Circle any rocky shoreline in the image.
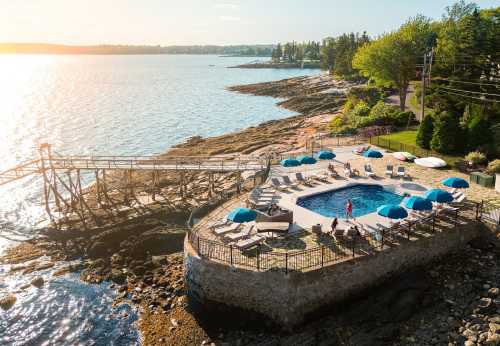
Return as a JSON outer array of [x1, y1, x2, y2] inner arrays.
[[1, 74, 499, 345]]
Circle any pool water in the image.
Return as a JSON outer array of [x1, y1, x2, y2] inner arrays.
[[296, 184, 405, 218]]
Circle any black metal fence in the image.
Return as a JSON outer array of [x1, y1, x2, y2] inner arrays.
[[188, 204, 476, 273], [477, 200, 500, 228], [368, 136, 461, 167]]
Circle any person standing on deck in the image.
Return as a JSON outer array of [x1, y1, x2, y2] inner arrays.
[[345, 199, 353, 219]]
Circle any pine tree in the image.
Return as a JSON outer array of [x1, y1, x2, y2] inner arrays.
[[416, 113, 434, 149]]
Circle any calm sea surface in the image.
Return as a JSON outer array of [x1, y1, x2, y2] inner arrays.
[[0, 54, 317, 344]]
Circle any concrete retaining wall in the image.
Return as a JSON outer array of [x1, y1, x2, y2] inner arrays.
[[184, 224, 482, 328]]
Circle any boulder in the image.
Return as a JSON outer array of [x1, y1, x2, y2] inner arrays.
[[0, 295, 16, 310], [88, 241, 109, 257], [110, 269, 126, 284], [31, 276, 45, 288], [151, 255, 168, 267], [476, 298, 496, 315]]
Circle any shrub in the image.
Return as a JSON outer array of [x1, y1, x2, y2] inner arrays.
[[430, 111, 463, 154], [347, 86, 382, 107], [416, 113, 434, 149], [369, 101, 397, 118], [351, 101, 371, 117], [343, 100, 355, 112], [390, 111, 414, 127], [487, 159, 500, 174], [328, 115, 345, 130], [464, 151, 487, 166]]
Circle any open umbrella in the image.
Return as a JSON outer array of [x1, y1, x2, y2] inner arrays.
[[404, 196, 433, 211], [423, 189, 453, 203], [227, 207, 257, 223], [316, 150, 336, 160], [280, 158, 301, 167], [442, 177, 469, 189], [297, 155, 317, 165], [363, 149, 383, 158], [377, 204, 408, 219]]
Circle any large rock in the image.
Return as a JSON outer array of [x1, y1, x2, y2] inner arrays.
[[0, 295, 16, 310], [31, 276, 45, 288], [475, 298, 496, 315], [88, 241, 109, 257], [110, 269, 126, 284]]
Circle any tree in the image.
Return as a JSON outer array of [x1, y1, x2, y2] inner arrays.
[[466, 115, 492, 152], [416, 113, 434, 149], [321, 38, 336, 74], [275, 43, 282, 62], [430, 111, 462, 153], [353, 16, 434, 112]]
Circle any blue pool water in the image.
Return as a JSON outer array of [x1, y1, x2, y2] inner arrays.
[[296, 184, 405, 218]]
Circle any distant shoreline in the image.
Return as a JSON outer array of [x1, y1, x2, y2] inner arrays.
[[229, 61, 322, 69], [0, 43, 275, 56]]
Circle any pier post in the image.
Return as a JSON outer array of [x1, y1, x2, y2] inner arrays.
[[95, 170, 101, 206]]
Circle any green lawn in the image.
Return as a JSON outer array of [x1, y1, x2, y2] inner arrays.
[[373, 130, 463, 168], [378, 130, 418, 146]]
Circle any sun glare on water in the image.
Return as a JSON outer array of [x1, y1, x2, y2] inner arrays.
[[0, 55, 57, 168]]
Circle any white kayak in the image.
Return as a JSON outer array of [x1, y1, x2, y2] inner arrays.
[[414, 157, 447, 168]]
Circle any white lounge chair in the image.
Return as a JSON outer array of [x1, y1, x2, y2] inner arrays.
[[452, 193, 466, 203], [397, 166, 407, 178], [214, 222, 240, 236], [311, 172, 330, 183], [282, 175, 299, 188], [295, 172, 314, 186], [225, 224, 254, 242], [271, 178, 289, 191], [207, 219, 228, 229], [234, 234, 264, 250], [364, 164, 375, 177], [385, 165, 394, 177]]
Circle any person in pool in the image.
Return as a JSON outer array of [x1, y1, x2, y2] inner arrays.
[[345, 199, 353, 219]]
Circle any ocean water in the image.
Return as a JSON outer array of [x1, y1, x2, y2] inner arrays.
[[0, 54, 317, 240], [0, 54, 317, 344]]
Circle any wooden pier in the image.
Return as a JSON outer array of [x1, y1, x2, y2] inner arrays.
[[0, 144, 268, 229]]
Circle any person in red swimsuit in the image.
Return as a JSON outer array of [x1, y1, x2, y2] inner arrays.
[[345, 199, 353, 219]]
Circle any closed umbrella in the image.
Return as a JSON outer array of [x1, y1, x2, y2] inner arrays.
[[316, 150, 336, 160], [227, 208, 257, 223], [404, 196, 433, 211], [423, 189, 453, 203], [377, 204, 408, 219], [363, 149, 383, 158], [442, 177, 469, 189], [280, 158, 301, 167], [297, 155, 317, 165]]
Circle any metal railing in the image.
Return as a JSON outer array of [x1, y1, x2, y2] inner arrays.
[[368, 136, 460, 166], [188, 203, 478, 273], [477, 200, 500, 228]]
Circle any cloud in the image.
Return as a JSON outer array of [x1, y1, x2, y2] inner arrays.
[[219, 15, 241, 22], [214, 3, 240, 11]]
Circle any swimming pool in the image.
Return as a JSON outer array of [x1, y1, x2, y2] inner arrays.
[[296, 184, 405, 218]]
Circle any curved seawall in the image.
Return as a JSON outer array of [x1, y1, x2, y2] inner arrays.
[[184, 222, 482, 328]]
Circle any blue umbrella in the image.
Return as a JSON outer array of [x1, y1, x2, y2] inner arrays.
[[423, 189, 453, 203], [227, 208, 257, 223], [377, 204, 408, 219], [442, 177, 469, 189], [316, 150, 336, 160], [404, 196, 433, 211], [363, 149, 383, 158], [280, 158, 301, 167], [297, 155, 317, 165]]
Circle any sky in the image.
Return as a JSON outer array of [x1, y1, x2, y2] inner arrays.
[[0, 0, 498, 46]]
